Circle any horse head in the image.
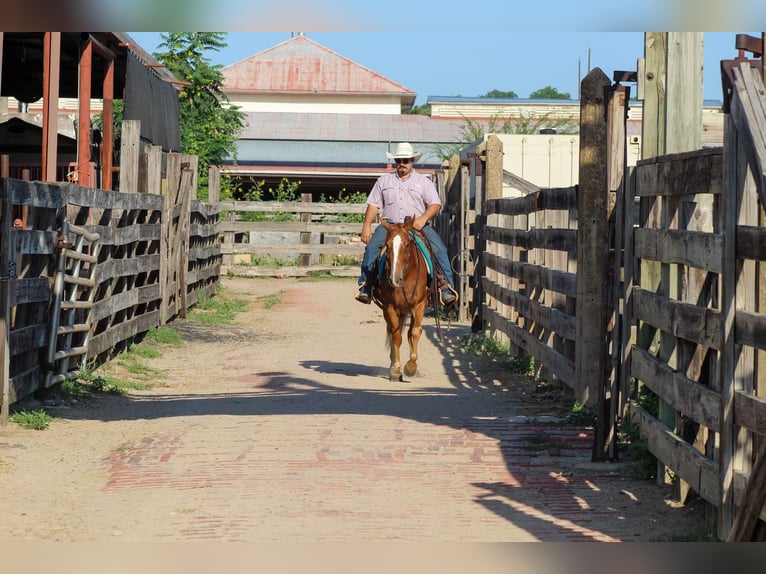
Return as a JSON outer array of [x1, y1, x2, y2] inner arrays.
[[381, 218, 417, 288]]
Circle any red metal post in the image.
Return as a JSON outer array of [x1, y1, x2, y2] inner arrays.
[[42, 32, 61, 182], [77, 39, 93, 188]]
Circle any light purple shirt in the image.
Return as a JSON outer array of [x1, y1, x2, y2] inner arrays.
[[366, 170, 441, 224]]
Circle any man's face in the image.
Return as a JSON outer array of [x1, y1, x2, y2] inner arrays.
[[394, 157, 414, 177]]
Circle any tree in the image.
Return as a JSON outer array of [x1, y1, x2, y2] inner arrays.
[[529, 86, 571, 100], [480, 89, 518, 99], [402, 103, 431, 115], [153, 33, 246, 198]]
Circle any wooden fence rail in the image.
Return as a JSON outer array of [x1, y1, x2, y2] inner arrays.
[[0, 137, 221, 420], [442, 59, 766, 541], [218, 196, 367, 277]]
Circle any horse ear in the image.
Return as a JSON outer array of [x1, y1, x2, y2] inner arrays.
[[381, 220, 391, 231], [404, 217, 416, 231]]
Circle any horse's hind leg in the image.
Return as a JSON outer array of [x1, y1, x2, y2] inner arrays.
[[403, 312, 423, 378]]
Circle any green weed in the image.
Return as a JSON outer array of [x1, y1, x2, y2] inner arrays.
[[10, 409, 53, 430]]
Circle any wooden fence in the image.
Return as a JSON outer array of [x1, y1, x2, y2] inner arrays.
[[448, 60, 766, 540], [209, 188, 368, 277], [0, 121, 221, 422]]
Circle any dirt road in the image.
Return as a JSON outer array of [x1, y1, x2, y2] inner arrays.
[[0, 276, 710, 542]]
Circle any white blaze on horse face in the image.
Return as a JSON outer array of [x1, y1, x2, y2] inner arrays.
[[391, 233, 404, 286]]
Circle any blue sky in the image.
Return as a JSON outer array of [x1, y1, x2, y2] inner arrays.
[[128, 31, 754, 105]]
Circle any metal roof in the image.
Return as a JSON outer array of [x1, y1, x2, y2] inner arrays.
[[222, 34, 416, 105], [238, 112, 465, 143]]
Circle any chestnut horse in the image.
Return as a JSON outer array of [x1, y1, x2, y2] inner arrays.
[[370, 219, 431, 381]]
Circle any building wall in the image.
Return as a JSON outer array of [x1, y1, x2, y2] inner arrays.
[[229, 93, 403, 115], [493, 133, 642, 196]]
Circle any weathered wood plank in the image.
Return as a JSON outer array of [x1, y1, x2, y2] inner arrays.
[[482, 276, 576, 341], [87, 223, 161, 246], [91, 284, 161, 323], [484, 252, 576, 297], [219, 243, 364, 256], [634, 147, 723, 197], [734, 309, 766, 351], [219, 221, 366, 234], [484, 226, 576, 253], [87, 310, 160, 359], [632, 287, 722, 349], [631, 346, 721, 430], [96, 254, 160, 281], [9, 324, 47, 356], [736, 225, 766, 261], [733, 389, 766, 436], [14, 229, 58, 256], [485, 187, 576, 217], [629, 401, 720, 505], [216, 201, 366, 214], [634, 227, 723, 272], [66, 185, 164, 211], [5, 178, 68, 208], [11, 277, 50, 306]]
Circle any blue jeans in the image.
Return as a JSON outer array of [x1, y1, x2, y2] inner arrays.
[[359, 224, 455, 289]]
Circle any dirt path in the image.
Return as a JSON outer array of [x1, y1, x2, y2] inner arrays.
[[0, 276, 710, 542]]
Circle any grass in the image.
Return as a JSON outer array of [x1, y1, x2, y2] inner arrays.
[[189, 290, 250, 324], [257, 292, 283, 309], [10, 409, 54, 430], [461, 334, 535, 375]]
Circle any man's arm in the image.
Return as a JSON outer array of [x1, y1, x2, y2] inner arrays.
[[360, 204, 379, 244], [413, 203, 441, 232]]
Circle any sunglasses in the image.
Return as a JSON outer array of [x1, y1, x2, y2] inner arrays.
[[394, 158, 413, 164]]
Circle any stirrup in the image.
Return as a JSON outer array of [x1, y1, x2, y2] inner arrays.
[[439, 286, 458, 307]]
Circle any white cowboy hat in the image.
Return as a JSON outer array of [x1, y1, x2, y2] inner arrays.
[[386, 142, 423, 163]]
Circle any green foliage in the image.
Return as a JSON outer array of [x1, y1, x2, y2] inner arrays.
[[619, 420, 658, 480], [480, 89, 518, 99], [10, 409, 53, 430], [248, 255, 299, 267], [529, 86, 572, 99], [257, 292, 284, 309], [462, 334, 510, 358], [153, 33, 246, 198], [318, 188, 367, 223], [566, 402, 598, 426], [189, 290, 249, 324], [402, 103, 431, 115], [433, 111, 579, 161], [143, 326, 183, 346]]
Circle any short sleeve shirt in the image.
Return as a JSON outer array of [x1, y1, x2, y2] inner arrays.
[[366, 171, 442, 224]]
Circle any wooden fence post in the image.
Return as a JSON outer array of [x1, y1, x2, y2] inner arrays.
[[575, 67, 611, 411], [119, 120, 141, 193], [0, 181, 12, 424], [208, 167, 220, 204], [300, 193, 312, 267]]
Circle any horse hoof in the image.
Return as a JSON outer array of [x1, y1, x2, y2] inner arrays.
[[389, 369, 401, 382], [404, 362, 417, 377]]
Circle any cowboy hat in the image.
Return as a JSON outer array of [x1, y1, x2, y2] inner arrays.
[[386, 142, 423, 163]]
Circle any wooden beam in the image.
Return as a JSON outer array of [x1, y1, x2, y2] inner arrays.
[[42, 32, 61, 183]]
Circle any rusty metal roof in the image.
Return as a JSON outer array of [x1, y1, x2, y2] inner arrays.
[[239, 111, 464, 143], [222, 34, 416, 105]]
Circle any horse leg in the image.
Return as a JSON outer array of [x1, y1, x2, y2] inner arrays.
[[385, 309, 403, 381], [403, 308, 424, 377]]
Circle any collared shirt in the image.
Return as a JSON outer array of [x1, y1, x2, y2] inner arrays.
[[366, 170, 441, 224]]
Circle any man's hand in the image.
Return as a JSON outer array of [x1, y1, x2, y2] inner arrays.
[[412, 216, 428, 231], [360, 225, 373, 244]]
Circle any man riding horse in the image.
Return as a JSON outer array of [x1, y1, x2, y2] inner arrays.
[[355, 142, 458, 307]]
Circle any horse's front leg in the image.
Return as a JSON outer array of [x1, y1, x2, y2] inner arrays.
[[403, 305, 425, 378], [384, 309, 403, 381]]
